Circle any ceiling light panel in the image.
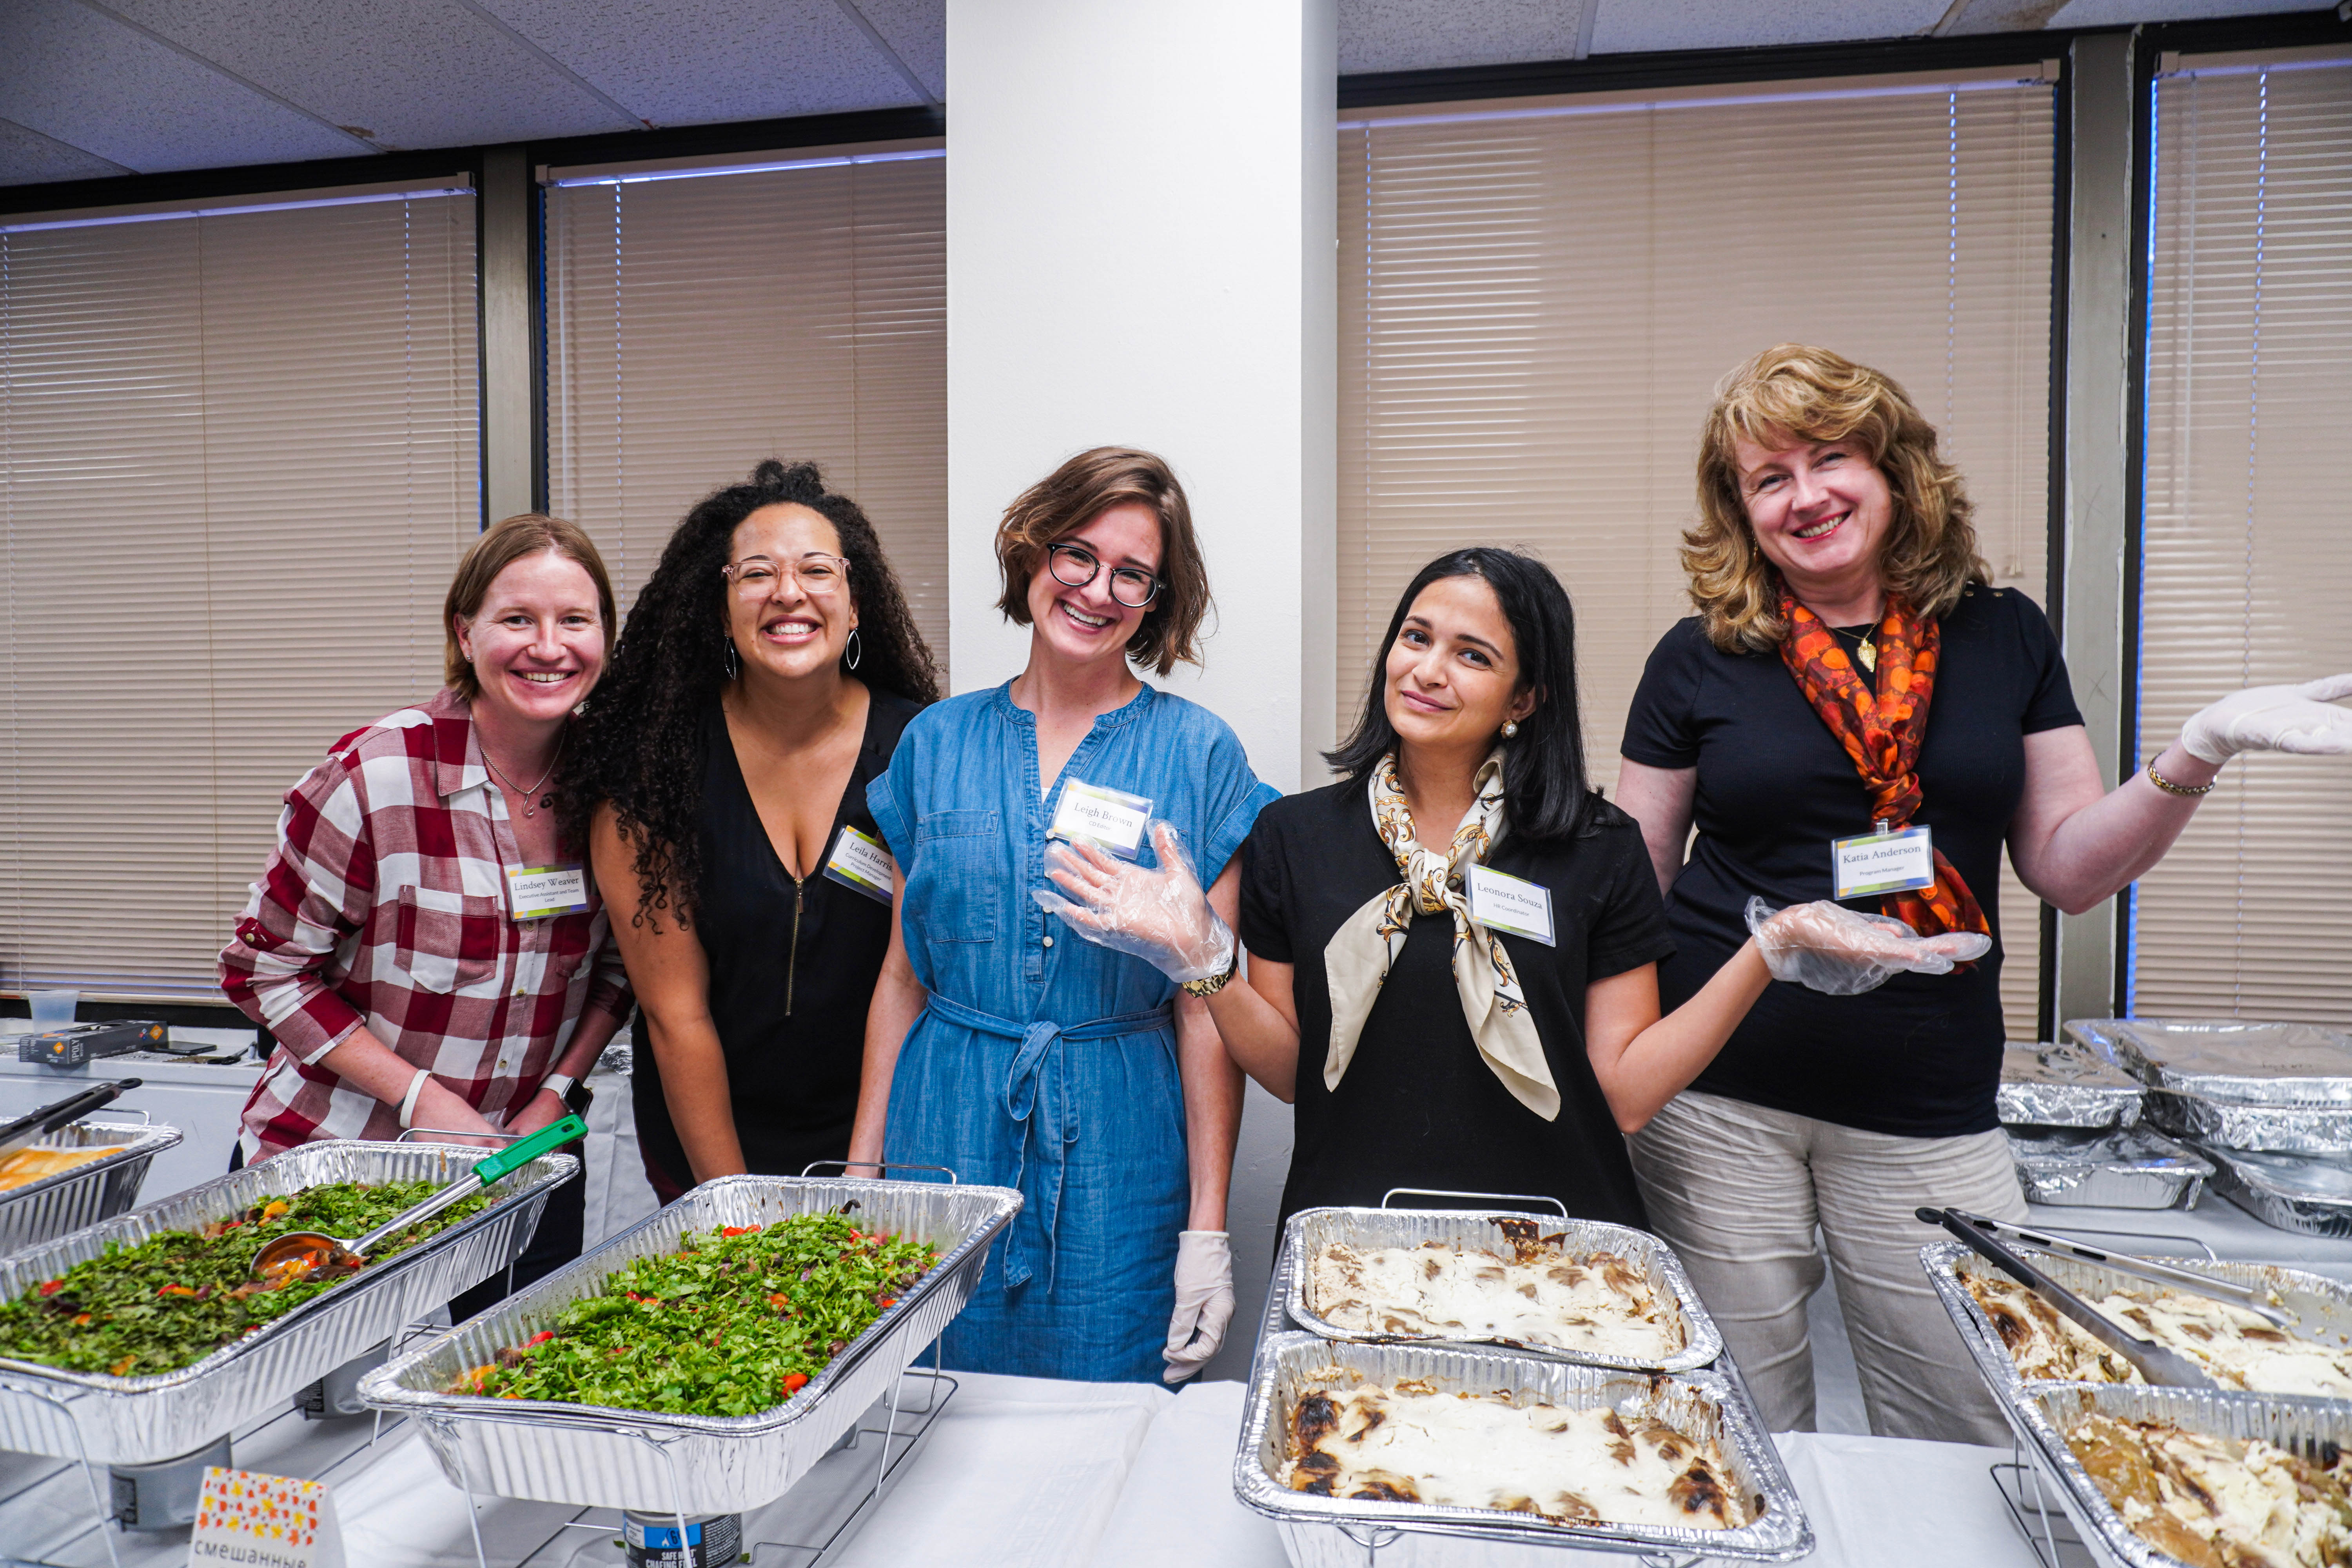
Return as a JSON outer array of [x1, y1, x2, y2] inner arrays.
[[93, 0, 642, 149], [479, 0, 926, 126]]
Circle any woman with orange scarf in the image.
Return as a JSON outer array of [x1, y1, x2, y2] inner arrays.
[[1616, 345, 2352, 1445]]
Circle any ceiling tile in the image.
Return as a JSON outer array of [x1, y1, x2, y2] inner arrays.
[[480, 0, 924, 127], [0, 115, 133, 187], [98, 0, 641, 150], [1340, 0, 1586, 75], [0, 0, 364, 174], [1591, 0, 1950, 55], [849, 0, 945, 101], [2047, 0, 2332, 25]]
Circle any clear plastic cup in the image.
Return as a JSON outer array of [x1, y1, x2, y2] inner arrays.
[[28, 990, 78, 1029]]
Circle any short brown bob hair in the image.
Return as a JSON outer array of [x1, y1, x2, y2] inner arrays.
[[1685, 344, 1990, 653], [993, 447, 1212, 677], [443, 512, 619, 701]]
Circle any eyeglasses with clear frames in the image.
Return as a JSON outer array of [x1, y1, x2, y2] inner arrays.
[[1048, 543, 1161, 609], [721, 554, 850, 597]]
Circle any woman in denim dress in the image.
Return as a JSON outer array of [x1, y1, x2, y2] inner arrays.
[[848, 448, 1277, 1384]]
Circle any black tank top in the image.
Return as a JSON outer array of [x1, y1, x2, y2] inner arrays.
[[632, 687, 922, 1194]]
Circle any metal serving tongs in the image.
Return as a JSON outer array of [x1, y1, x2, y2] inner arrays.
[[248, 1114, 587, 1287], [1921, 1207, 2216, 1389], [1944, 1207, 2294, 1330], [0, 1079, 142, 1163]]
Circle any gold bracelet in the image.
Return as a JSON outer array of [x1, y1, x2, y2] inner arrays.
[[1180, 956, 1239, 997], [2146, 757, 2217, 797]]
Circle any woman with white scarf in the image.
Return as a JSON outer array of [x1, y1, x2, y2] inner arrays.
[[1034, 548, 1976, 1229]]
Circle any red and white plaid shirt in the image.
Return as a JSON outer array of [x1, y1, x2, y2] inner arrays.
[[221, 689, 632, 1160]]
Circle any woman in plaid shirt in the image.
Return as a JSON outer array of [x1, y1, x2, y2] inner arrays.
[[220, 515, 632, 1286]]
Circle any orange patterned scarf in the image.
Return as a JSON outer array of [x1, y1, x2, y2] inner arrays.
[[1777, 590, 1990, 940]]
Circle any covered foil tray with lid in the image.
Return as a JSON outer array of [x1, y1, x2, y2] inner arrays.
[[2068, 1019, 2352, 1155], [2000, 1040, 2145, 1130], [2009, 1381, 2352, 1568], [1235, 1332, 1812, 1566], [0, 1116, 183, 1254], [0, 1138, 574, 1466], [2006, 1125, 2212, 1209], [1281, 1207, 1721, 1374], [2201, 1144, 2352, 1236], [360, 1174, 1021, 1515]]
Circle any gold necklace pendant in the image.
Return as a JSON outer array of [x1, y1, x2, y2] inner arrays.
[[1856, 640, 1877, 674]]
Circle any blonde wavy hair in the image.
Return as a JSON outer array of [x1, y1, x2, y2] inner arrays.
[[1684, 344, 1990, 653]]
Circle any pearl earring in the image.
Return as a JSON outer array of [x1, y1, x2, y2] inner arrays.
[[1501, 720, 1519, 738]]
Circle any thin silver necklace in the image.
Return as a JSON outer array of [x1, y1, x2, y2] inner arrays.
[[482, 730, 563, 818]]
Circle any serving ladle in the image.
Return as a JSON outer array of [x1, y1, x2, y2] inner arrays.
[[249, 1115, 586, 1287]]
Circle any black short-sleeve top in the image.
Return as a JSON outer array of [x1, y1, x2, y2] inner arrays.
[[631, 687, 923, 1192], [1239, 779, 1676, 1235], [1619, 585, 2083, 1139]]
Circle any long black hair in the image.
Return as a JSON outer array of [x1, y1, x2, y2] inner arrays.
[[1325, 547, 1598, 843], [560, 459, 941, 927]]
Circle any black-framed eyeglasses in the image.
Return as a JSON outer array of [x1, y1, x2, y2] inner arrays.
[[1048, 543, 1161, 609]]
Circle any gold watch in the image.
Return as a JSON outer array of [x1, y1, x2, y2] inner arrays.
[[1180, 956, 1239, 998]]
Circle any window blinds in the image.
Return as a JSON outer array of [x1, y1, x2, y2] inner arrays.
[[545, 147, 947, 663], [1339, 73, 2056, 1038], [2133, 52, 2352, 1025], [0, 188, 480, 1000]]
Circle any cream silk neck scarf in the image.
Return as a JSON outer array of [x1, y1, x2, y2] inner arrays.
[[1321, 750, 1559, 1121]]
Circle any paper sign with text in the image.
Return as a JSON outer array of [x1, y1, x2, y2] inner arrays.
[[191, 1467, 344, 1568]]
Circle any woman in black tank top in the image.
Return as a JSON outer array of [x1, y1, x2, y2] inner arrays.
[[564, 461, 940, 1200]]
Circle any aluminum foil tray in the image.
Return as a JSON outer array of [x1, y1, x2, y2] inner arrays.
[[0, 1116, 183, 1255], [1235, 1332, 1812, 1566], [2006, 1125, 2212, 1210], [2000, 1040, 2145, 1130], [1922, 1238, 2352, 1421], [2009, 1381, 2352, 1568], [1281, 1207, 1721, 1374], [2201, 1145, 2352, 1237], [0, 1138, 573, 1466], [2070, 1018, 2352, 1103], [361, 1174, 1022, 1515]]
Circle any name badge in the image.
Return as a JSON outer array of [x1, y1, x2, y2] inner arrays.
[[506, 864, 589, 920], [823, 824, 897, 905], [1048, 778, 1154, 860], [1832, 824, 1936, 900], [1466, 864, 1555, 947]]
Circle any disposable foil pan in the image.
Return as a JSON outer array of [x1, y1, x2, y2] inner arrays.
[[0, 1116, 183, 1254], [360, 1174, 1022, 1515], [2009, 1381, 2352, 1568], [1234, 1332, 1812, 1566], [2000, 1041, 2145, 1130], [2006, 1125, 2212, 1210], [1922, 1238, 2352, 1413], [2070, 1018, 2352, 1103], [1281, 1207, 1721, 1374], [2202, 1145, 2352, 1237], [0, 1138, 574, 1466]]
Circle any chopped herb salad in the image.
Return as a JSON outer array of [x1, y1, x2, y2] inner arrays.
[[455, 1213, 938, 1418], [0, 1181, 493, 1377]]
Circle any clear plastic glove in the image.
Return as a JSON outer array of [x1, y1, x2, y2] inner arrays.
[[2179, 673, 2352, 765], [1033, 821, 1236, 985], [1163, 1229, 1234, 1384], [1746, 896, 1992, 996]]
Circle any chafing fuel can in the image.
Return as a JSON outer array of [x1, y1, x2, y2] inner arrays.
[[621, 1510, 742, 1568]]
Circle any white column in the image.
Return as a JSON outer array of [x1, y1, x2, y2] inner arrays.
[[944, 0, 1338, 792]]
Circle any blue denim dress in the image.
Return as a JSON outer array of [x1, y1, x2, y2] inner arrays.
[[867, 681, 1278, 1382]]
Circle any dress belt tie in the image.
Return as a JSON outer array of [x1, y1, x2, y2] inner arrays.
[[920, 993, 1173, 1296]]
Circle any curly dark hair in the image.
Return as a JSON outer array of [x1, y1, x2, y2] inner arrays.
[[560, 459, 941, 928]]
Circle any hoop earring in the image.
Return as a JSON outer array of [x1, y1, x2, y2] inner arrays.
[[1500, 719, 1519, 739], [845, 627, 863, 671], [722, 637, 740, 681]]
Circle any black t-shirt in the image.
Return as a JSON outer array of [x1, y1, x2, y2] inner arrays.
[[1619, 585, 2083, 1138], [632, 687, 923, 1193], [1239, 780, 1675, 1234]]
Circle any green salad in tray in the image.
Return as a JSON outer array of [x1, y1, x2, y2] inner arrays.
[[453, 1212, 938, 1418], [0, 1181, 492, 1378]]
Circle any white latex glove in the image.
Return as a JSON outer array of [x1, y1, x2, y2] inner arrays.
[[1163, 1229, 1234, 1385], [2179, 673, 2352, 765], [1033, 821, 1236, 985], [1746, 897, 1992, 997]]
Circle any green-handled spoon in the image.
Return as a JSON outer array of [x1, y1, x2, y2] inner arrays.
[[249, 1115, 587, 1288]]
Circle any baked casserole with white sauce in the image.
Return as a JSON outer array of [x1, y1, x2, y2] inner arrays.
[[1966, 1274, 2352, 1396], [2066, 1411, 2352, 1568]]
